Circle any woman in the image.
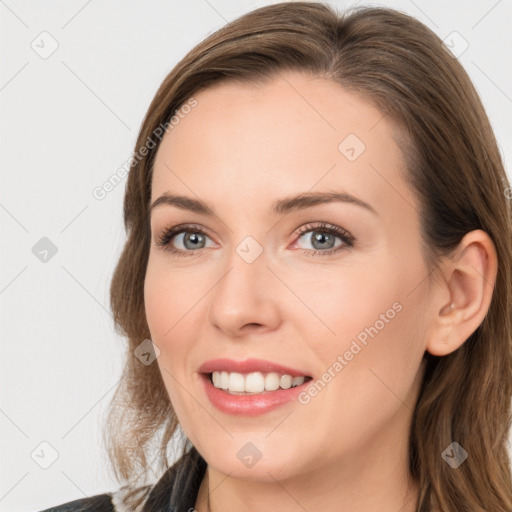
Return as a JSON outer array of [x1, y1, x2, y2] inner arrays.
[[39, 2, 512, 511]]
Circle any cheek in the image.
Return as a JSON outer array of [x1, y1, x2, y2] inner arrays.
[[289, 262, 400, 358], [144, 256, 201, 339], [296, 284, 425, 457], [313, 261, 428, 415], [144, 262, 196, 412], [302, 252, 425, 373], [143, 257, 211, 394], [144, 261, 191, 393], [144, 269, 171, 339]]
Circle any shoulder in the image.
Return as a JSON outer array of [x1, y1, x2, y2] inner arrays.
[[36, 493, 115, 512], [35, 447, 206, 512], [36, 483, 153, 512]]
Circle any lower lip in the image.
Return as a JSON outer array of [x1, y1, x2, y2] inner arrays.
[[199, 373, 311, 416]]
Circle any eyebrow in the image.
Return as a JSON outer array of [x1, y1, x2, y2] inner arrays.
[[150, 191, 378, 217]]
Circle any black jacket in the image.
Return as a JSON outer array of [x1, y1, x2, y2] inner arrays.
[[36, 448, 207, 512]]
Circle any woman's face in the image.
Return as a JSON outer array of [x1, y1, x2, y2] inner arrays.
[[145, 71, 434, 482]]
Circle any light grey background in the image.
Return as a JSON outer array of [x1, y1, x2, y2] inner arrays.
[[1, 1, 511, 510]]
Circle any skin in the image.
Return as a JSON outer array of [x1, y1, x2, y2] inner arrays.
[[144, 70, 497, 512]]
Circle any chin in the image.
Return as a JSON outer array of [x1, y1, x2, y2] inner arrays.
[[207, 447, 303, 482]]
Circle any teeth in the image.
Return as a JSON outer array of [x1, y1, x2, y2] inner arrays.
[[229, 372, 245, 392], [210, 371, 307, 394]]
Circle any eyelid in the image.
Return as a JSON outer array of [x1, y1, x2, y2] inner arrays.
[[294, 221, 355, 243]]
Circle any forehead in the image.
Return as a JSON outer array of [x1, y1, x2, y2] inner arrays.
[[151, 71, 417, 220]]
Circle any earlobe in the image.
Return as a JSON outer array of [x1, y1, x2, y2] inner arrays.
[[425, 229, 498, 357]]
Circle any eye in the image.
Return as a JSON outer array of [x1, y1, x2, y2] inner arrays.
[[293, 222, 355, 256], [154, 223, 215, 257], [154, 221, 356, 258]]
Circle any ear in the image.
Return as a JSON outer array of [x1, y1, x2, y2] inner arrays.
[[425, 229, 498, 357]]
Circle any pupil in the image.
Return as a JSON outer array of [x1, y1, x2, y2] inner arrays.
[[313, 231, 334, 250], [185, 232, 203, 249]]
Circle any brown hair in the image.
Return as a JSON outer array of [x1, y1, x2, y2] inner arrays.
[[103, 2, 512, 510]]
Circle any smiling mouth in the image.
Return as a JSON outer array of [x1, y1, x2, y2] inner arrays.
[[206, 371, 313, 395]]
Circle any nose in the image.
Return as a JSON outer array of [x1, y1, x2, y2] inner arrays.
[[207, 245, 282, 337]]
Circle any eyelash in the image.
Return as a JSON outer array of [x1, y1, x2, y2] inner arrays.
[[154, 222, 355, 258]]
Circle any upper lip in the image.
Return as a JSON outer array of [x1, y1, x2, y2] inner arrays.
[[198, 358, 311, 377]]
